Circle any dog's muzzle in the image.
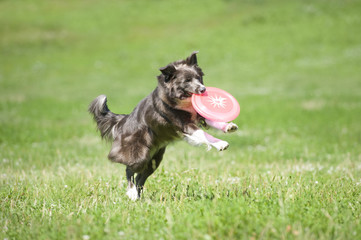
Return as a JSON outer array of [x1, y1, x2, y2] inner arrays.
[[197, 86, 206, 94]]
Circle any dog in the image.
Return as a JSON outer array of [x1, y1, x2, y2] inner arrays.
[[88, 51, 238, 200]]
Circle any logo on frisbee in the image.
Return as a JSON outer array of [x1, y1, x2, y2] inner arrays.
[[208, 95, 227, 109]]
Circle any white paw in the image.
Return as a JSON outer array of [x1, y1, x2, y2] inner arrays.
[[126, 185, 138, 201], [211, 140, 229, 151], [224, 123, 238, 133]]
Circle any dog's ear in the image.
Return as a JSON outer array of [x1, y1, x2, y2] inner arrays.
[[159, 64, 176, 82], [186, 51, 199, 65]]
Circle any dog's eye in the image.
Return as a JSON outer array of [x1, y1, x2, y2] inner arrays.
[[186, 78, 192, 82]]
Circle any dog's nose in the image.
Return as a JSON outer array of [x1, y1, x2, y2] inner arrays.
[[199, 86, 206, 94]]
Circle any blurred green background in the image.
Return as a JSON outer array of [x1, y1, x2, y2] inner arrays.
[[1, 0, 361, 239]]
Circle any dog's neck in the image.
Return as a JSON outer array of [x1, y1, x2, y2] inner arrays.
[[174, 97, 194, 112], [157, 86, 174, 106]]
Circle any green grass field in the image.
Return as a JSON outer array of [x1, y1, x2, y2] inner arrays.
[[1, 0, 361, 239]]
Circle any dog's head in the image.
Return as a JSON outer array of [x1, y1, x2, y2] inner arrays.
[[158, 51, 206, 100]]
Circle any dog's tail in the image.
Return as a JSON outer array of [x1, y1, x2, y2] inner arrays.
[[88, 95, 126, 140]]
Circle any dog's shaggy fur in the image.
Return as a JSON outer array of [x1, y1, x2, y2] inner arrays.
[[89, 52, 237, 200]]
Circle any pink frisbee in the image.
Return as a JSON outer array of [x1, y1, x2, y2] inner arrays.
[[192, 87, 240, 122]]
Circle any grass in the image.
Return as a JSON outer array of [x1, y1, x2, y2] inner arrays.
[[1, 0, 361, 239]]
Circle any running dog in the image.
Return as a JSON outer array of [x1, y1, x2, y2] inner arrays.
[[89, 51, 238, 200]]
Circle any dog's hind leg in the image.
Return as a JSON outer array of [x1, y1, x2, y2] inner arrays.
[[125, 167, 138, 201], [135, 147, 166, 198]]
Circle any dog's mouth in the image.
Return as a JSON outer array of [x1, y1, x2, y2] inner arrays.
[[179, 87, 206, 100], [181, 91, 192, 99]]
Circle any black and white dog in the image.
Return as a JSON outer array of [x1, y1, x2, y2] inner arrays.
[[89, 51, 238, 200]]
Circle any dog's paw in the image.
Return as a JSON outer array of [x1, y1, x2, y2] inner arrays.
[[211, 140, 229, 151], [126, 185, 139, 201], [224, 123, 238, 133]]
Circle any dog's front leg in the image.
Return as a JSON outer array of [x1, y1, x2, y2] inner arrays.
[[205, 119, 238, 133], [184, 127, 229, 151]]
